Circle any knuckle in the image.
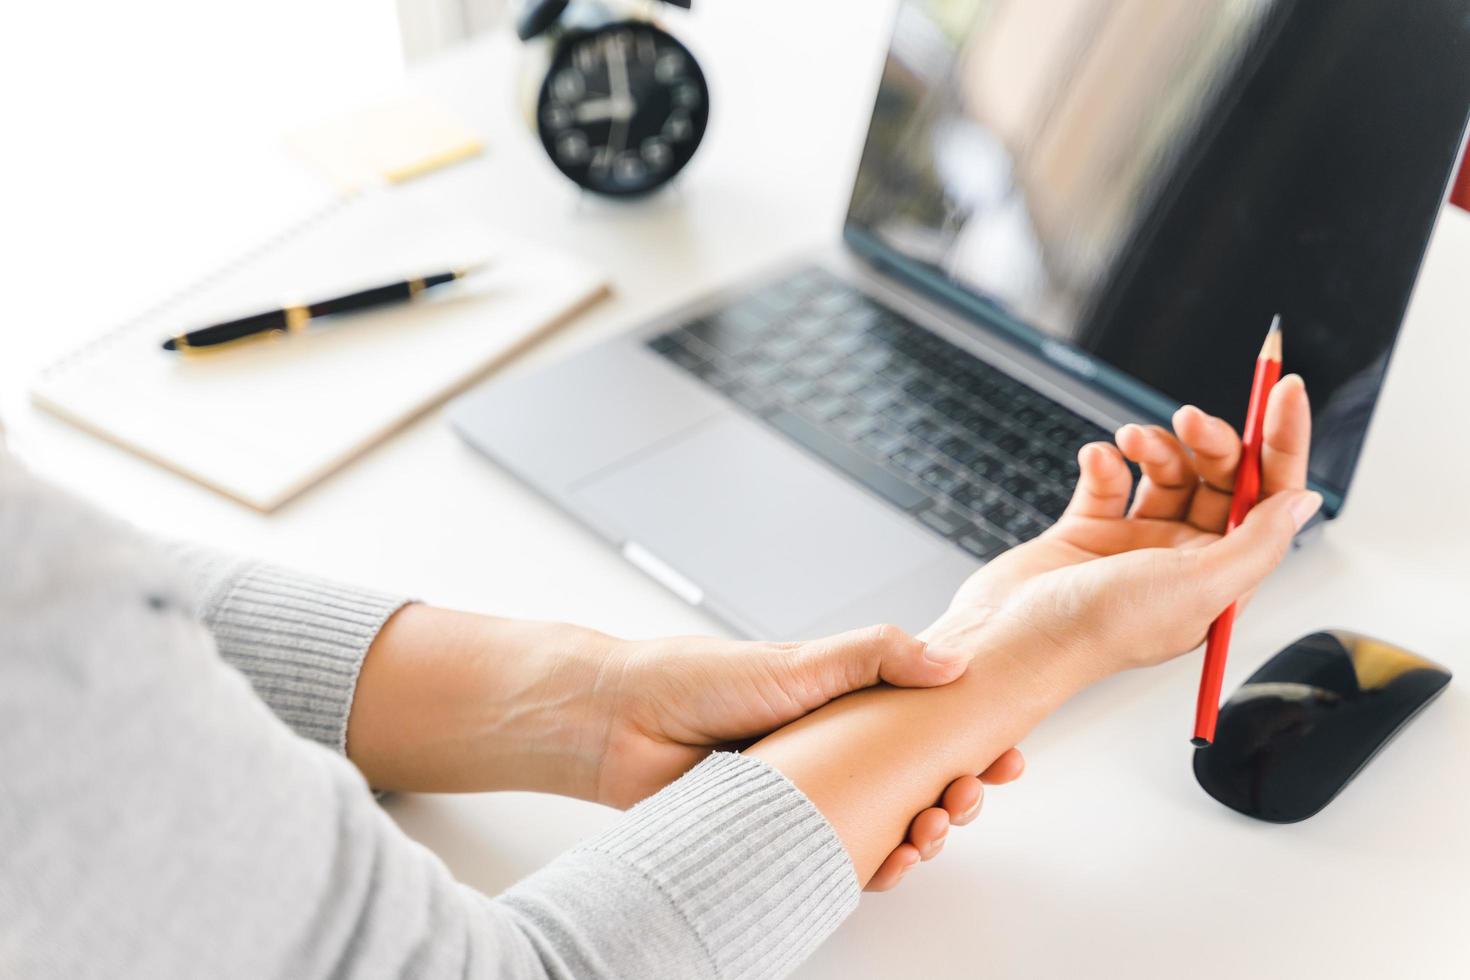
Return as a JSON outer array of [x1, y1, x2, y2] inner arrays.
[[1266, 516, 1295, 564], [783, 639, 815, 668], [783, 638, 830, 682], [869, 622, 908, 652]]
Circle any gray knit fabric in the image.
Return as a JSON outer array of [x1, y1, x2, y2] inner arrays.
[[166, 546, 407, 753], [0, 449, 859, 979]]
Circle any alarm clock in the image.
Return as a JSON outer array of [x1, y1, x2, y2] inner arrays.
[[517, 0, 709, 197]]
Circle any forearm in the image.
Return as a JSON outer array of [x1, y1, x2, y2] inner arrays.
[[346, 604, 614, 796], [165, 541, 610, 795], [746, 623, 1099, 885]]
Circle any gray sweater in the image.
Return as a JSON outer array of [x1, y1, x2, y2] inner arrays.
[[0, 450, 858, 979]]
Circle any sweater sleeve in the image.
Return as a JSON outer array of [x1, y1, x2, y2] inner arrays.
[[3, 451, 861, 980], [502, 752, 860, 980], [166, 545, 411, 753], [158, 548, 862, 975], [160, 549, 864, 975], [156, 554, 861, 976]]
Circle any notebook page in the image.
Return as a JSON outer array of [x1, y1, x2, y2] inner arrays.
[[32, 188, 606, 510]]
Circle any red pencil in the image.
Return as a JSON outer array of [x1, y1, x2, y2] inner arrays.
[[1192, 316, 1283, 746]]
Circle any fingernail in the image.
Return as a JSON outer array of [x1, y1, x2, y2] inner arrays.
[[962, 799, 982, 822], [923, 644, 969, 665], [1281, 373, 1305, 389], [1289, 491, 1323, 530]]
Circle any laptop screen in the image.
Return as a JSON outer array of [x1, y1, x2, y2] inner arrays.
[[845, 0, 1470, 511]]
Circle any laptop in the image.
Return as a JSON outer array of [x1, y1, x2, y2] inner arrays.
[[451, 0, 1470, 639]]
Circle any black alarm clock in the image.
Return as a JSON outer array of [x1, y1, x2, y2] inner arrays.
[[517, 0, 709, 197]]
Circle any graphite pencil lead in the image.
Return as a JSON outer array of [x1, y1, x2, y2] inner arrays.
[[1260, 314, 1283, 360]]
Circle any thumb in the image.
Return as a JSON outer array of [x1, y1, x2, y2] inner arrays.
[[1196, 489, 1322, 611], [794, 623, 969, 700]]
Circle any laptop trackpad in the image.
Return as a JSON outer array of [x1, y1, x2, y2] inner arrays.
[[570, 413, 950, 637]]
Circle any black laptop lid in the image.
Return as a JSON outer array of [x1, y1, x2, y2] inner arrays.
[[844, 0, 1470, 513]]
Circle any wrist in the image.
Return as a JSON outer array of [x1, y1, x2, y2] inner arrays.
[[746, 623, 1095, 884], [920, 605, 1110, 702], [346, 605, 623, 797]]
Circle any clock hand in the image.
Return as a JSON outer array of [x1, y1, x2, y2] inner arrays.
[[606, 34, 631, 157], [575, 96, 635, 124]]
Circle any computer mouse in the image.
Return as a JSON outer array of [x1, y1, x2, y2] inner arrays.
[[1192, 630, 1450, 823]]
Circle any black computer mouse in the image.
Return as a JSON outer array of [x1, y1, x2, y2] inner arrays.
[[1193, 630, 1450, 823]]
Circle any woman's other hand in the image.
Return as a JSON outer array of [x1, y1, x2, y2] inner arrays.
[[743, 379, 1320, 886], [923, 375, 1320, 683]]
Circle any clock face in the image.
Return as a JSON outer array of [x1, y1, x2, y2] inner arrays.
[[537, 21, 709, 197]]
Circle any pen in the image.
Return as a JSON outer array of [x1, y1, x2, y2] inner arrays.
[[1192, 315, 1283, 746], [160, 263, 487, 352]]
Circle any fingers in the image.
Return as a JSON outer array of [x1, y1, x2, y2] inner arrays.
[[871, 749, 1025, 891], [1171, 374, 1310, 529], [1116, 424, 1196, 521], [1173, 404, 1243, 531], [1064, 442, 1133, 519], [796, 623, 966, 701], [866, 843, 922, 892], [1063, 377, 1308, 531], [1260, 374, 1312, 498], [908, 807, 951, 861], [868, 808, 948, 891], [980, 747, 1025, 784], [942, 747, 1025, 828], [942, 776, 984, 826], [1196, 488, 1322, 610]]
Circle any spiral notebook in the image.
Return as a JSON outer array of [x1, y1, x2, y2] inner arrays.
[[31, 186, 608, 512]]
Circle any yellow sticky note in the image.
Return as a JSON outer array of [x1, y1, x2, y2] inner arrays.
[[287, 93, 484, 190]]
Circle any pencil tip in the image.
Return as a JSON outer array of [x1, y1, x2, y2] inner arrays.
[[1259, 314, 1284, 360], [161, 338, 177, 351], [1191, 736, 1211, 748]]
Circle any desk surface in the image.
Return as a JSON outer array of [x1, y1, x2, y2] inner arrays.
[[9, 2, 1470, 977]]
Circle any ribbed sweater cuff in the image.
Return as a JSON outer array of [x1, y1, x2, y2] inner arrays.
[[580, 752, 860, 980], [191, 557, 410, 754]]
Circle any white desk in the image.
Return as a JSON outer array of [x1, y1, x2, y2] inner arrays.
[[8, 2, 1470, 976]]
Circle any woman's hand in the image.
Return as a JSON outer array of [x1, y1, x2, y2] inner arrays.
[[348, 608, 1022, 891], [922, 374, 1321, 683], [747, 383, 1321, 885], [597, 626, 1026, 891]]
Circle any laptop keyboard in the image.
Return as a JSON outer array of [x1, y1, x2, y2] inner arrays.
[[646, 266, 1111, 561]]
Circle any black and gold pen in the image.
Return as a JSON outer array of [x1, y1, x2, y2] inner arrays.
[[161, 263, 488, 352]]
